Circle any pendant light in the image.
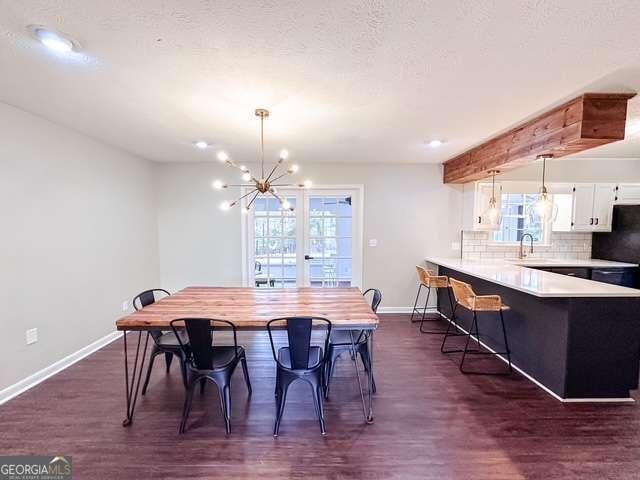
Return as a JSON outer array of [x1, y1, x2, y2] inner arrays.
[[484, 170, 501, 226], [534, 154, 557, 220]]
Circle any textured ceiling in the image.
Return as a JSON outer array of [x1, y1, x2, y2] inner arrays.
[[1, 0, 640, 164]]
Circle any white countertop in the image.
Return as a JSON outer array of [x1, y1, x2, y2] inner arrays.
[[425, 257, 640, 298], [510, 258, 638, 268]]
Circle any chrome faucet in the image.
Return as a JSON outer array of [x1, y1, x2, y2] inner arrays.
[[519, 233, 534, 259]]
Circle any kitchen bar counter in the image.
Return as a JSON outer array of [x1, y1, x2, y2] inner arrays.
[[425, 257, 640, 297], [426, 257, 640, 401]]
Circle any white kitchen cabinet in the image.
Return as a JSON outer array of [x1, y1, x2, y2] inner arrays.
[[571, 183, 615, 232], [615, 184, 640, 205], [571, 184, 597, 231], [592, 184, 615, 231], [548, 183, 573, 232], [462, 182, 502, 231]]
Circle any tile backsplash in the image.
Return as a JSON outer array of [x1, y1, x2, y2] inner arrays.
[[462, 231, 592, 260]]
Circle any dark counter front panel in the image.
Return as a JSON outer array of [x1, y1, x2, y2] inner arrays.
[[438, 266, 640, 399]]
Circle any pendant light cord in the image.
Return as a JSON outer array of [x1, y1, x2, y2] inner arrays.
[[489, 169, 498, 202], [541, 156, 546, 190]]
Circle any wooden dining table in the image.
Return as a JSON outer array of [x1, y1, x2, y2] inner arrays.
[[115, 286, 380, 427]]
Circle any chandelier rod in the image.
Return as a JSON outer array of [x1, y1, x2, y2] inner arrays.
[[228, 187, 260, 206], [269, 171, 292, 184], [260, 113, 265, 179], [265, 160, 282, 183], [246, 190, 260, 210]]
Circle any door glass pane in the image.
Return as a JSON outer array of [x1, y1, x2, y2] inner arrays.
[[337, 217, 352, 237], [323, 238, 337, 258], [310, 197, 324, 216], [253, 195, 296, 288], [283, 218, 296, 236], [307, 195, 353, 287], [268, 217, 282, 236], [337, 237, 352, 257], [254, 197, 268, 214], [309, 217, 323, 237], [337, 196, 352, 216], [323, 218, 336, 236], [323, 197, 338, 216], [337, 258, 352, 279]]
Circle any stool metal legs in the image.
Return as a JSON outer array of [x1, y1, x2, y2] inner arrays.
[[410, 283, 428, 323], [420, 287, 459, 334], [459, 310, 513, 375]]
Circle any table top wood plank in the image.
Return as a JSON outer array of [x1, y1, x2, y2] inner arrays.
[[115, 287, 379, 330]]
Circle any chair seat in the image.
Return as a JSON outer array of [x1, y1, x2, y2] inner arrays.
[[329, 330, 366, 346], [188, 346, 246, 371], [155, 330, 189, 347], [278, 346, 322, 369]]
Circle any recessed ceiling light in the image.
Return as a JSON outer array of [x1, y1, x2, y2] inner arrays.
[[194, 141, 209, 150], [427, 139, 444, 148], [31, 27, 76, 54]]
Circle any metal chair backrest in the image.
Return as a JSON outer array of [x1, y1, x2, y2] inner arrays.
[[132, 289, 170, 311], [170, 318, 239, 371], [267, 317, 332, 370], [363, 288, 382, 313], [133, 289, 170, 341]]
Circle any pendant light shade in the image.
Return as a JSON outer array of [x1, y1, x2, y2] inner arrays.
[[534, 155, 558, 221], [483, 170, 501, 226]]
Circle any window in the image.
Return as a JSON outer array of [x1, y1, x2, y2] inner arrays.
[[492, 193, 548, 243]]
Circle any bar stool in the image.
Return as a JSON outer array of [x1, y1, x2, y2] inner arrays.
[[410, 265, 459, 334], [441, 278, 512, 375]]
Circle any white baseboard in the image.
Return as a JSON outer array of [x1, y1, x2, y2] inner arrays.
[[0, 331, 122, 406], [378, 306, 438, 314]]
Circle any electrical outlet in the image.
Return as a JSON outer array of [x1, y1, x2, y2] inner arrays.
[[368, 239, 378, 247], [121, 300, 129, 312], [26, 328, 38, 345]]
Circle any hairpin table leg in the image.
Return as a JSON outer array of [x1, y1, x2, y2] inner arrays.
[[122, 330, 150, 427], [349, 329, 375, 424]]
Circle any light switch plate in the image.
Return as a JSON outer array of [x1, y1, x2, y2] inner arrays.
[[368, 239, 378, 247], [26, 328, 38, 345]]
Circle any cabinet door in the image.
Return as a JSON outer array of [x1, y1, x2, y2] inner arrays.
[[474, 182, 502, 231], [571, 184, 595, 231], [549, 184, 573, 232], [592, 184, 615, 231], [615, 184, 640, 205]]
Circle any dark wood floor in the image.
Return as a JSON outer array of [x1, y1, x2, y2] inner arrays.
[[2, 314, 640, 479]]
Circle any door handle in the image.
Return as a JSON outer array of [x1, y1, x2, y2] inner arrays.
[[304, 255, 315, 260], [595, 217, 599, 225], [589, 218, 594, 225]]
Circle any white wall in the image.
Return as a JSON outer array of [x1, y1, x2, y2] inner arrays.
[[0, 102, 159, 391], [154, 161, 463, 309]]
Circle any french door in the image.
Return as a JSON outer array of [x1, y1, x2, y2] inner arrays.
[[245, 187, 362, 288]]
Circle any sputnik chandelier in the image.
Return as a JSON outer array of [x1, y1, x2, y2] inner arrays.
[[212, 108, 312, 213]]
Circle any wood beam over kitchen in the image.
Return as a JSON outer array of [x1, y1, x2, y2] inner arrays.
[[443, 93, 636, 184]]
